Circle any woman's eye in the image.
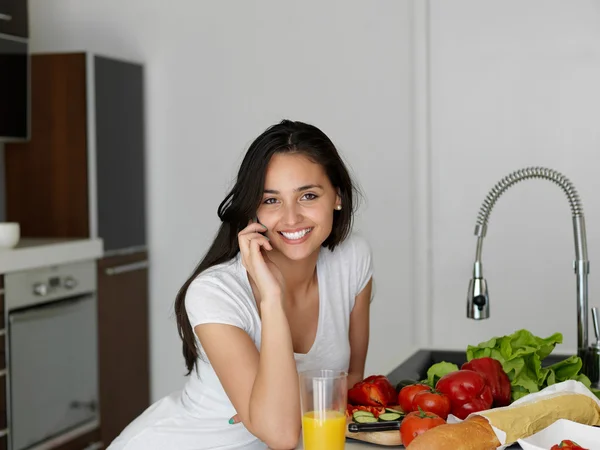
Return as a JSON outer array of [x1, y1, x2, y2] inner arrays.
[[302, 193, 318, 201], [263, 198, 278, 205]]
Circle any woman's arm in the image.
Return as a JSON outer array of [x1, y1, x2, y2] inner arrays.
[[347, 278, 373, 389], [196, 297, 300, 450], [195, 223, 300, 449]]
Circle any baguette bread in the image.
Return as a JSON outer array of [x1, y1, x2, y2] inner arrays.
[[407, 415, 500, 450], [407, 391, 600, 450]]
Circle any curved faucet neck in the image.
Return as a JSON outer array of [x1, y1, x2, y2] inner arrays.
[[469, 167, 590, 362]]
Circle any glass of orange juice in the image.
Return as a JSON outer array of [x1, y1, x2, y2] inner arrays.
[[299, 369, 348, 450]]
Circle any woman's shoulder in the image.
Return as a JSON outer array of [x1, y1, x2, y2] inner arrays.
[[329, 231, 372, 259], [188, 254, 248, 297]]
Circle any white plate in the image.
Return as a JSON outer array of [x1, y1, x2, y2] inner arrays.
[[517, 419, 600, 450]]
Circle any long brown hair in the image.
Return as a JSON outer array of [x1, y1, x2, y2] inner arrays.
[[174, 119, 360, 374]]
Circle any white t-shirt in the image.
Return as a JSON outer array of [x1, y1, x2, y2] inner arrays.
[[107, 233, 373, 450]]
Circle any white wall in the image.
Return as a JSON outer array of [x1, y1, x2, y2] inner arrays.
[[29, 0, 416, 400], [428, 0, 600, 354]]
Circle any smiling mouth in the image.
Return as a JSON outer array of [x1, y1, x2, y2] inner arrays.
[[279, 228, 313, 240]]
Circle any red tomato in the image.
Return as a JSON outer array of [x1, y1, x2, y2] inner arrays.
[[399, 409, 446, 447], [412, 390, 451, 420], [550, 440, 588, 450], [397, 383, 430, 413]]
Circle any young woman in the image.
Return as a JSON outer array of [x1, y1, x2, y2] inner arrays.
[[108, 120, 374, 450]]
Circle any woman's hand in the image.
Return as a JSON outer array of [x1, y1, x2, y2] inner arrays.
[[238, 222, 284, 299]]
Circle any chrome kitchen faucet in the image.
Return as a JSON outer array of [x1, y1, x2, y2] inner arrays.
[[466, 167, 591, 371]]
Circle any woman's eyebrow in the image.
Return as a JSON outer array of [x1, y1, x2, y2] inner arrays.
[[263, 184, 324, 194]]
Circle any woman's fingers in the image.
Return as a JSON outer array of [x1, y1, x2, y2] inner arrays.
[[228, 414, 241, 425], [239, 222, 268, 237], [238, 230, 272, 272]]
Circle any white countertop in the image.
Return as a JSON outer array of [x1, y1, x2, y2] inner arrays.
[[0, 238, 104, 273], [296, 437, 400, 449]]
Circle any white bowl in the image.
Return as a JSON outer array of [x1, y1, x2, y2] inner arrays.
[[517, 419, 600, 450], [0, 222, 20, 249]]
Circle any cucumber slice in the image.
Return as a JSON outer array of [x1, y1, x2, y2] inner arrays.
[[352, 411, 375, 420], [378, 412, 402, 422], [385, 407, 404, 415], [354, 415, 379, 424]]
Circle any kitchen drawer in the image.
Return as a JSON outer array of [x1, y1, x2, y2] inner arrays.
[[0, 0, 28, 38], [53, 427, 102, 450]]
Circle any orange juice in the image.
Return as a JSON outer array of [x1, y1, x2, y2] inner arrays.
[[302, 410, 346, 450]]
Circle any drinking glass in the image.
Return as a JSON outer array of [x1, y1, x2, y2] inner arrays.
[[299, 369, 348, 450]]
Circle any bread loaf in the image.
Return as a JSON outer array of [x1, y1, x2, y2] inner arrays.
[[407, 391, 600, 450], [407, 415, 500, 450]]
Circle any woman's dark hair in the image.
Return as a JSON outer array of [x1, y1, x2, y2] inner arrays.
[[175, 119, 360, 374]]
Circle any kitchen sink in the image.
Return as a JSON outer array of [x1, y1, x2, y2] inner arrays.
[[386, 349, 574, 387]]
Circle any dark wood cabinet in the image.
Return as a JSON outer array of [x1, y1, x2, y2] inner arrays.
[[0, 0, 28, 38], [97, 251, 149, 445], [5, 52, 146, 253]]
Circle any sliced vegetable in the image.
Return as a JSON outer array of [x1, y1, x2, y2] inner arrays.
[[378, 412, 402, 422], [385, 407, 404, 415], [354, 415, 379, 424], [348, 375, 398, 407], [352, 410, 375, 420]]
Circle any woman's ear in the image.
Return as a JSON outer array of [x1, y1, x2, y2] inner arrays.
[[335, 189, 342, 210]]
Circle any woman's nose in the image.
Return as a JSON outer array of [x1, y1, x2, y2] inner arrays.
[[281, 202, 302, 225]]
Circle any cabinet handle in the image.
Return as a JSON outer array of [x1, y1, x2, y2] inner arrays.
[[0, 370, 6, 378], [0, 13, 12, 21], [105, 260, 149, 276], [0, 428, 8, 437], [83, 442, 103, 450]]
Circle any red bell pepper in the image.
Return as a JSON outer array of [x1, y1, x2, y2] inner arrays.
[[435, 369, 493, 420], [348, 375, 397, 407], [462, 357, 511, 407], [551, 440, 589, 450]]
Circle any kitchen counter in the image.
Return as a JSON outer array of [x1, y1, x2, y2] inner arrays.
[[296, 436, 522, 449], [296, 438, 395, 449], [0, 237, 104, 273]]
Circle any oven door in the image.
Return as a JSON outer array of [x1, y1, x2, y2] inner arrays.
[[8, 294, 99, 450]]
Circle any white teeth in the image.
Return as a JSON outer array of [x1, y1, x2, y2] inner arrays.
[[280, 228, 312, 240]]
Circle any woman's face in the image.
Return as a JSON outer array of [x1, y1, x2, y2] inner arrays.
[[256, 153, 341, 261]]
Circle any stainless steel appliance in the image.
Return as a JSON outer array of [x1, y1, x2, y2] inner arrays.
[[4, 260, 99, 450]]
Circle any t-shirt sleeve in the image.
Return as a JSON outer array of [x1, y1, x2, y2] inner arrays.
[[351, 234, 374, 298], [185, 276, 249, 332]]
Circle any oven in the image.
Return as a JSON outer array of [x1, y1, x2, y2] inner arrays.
[[4, 260, 99, 450]]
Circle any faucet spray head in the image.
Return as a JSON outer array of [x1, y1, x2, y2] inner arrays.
[[467, 267, 490, 320]]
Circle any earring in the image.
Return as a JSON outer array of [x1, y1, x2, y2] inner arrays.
[[336, 205, 342, 210]]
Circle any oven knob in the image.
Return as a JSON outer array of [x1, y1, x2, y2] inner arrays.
[[33, 282, 49, 296], [63, 277, 78, 289]]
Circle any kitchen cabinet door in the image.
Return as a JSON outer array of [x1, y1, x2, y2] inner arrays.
[[97, 251, 150, 445], [94, 55, 146, 253], [0, 0, 28, 38]]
